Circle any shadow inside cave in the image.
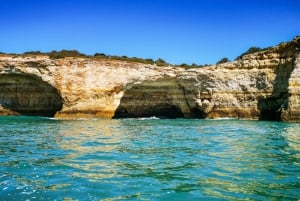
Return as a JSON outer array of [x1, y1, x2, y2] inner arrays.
[[0, 74, 63, 117], [114, 104, 185, 119], [112, 79, 184, 119], [113, 79, 207, 119], [113, 82, 184, 118]]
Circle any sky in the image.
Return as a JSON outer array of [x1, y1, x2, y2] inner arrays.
[[0, 0, 299, 65]]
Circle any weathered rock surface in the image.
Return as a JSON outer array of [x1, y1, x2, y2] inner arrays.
[[0, 36, 299, 122]]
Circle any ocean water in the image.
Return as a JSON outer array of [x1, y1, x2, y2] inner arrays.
[[0, 116, 299, 201]]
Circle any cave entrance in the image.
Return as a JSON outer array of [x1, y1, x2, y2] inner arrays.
[[0, 74, 63, 117], [259, 109, 282, 121], [113, 79, 186, 119], [258, 94, 288, 121], [190, 108, 207, 118], [114, 105, 184, 119]]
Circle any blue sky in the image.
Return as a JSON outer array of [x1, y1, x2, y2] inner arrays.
[[0, 0, 299, 65]]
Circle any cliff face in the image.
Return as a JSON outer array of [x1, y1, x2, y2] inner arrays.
[[285, 53, 300, 122], [0, 37, 299, 122], [0, 56, 182, 118]]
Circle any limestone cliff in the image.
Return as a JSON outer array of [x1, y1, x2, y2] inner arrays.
[[0, 37, 299, 122]]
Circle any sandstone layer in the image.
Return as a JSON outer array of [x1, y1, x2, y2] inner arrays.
[[0, 37, 299, 122]]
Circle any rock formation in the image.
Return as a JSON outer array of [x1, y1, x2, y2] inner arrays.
[[0, 36, 299, 122]]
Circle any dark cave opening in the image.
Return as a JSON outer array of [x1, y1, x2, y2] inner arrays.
[[190, 108, 207, 118], [258, 94, 288, 121], [259, 109, 282, 121], [114, 105, 184, 119], [0, 74, 63, 117]]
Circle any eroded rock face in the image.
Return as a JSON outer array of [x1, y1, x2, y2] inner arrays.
[[114, 78, 189, 118], [282, 53, 300, 122], [0, 74, 62, 116], [177, 37, 300, 121], [0, 36, 299, 121]]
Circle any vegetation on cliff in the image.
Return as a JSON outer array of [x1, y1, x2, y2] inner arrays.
[[235, 36, 300, 60], [23, 50, 87, 59], [235, 47, 265, 60], [21, 50, 210, 68], [216, 57, 230, 65], [2, 36, 299, 68]]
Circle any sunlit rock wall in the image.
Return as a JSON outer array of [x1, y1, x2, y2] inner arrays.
[[0, 37, 299, 122]]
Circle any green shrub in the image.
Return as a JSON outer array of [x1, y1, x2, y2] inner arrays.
[[144, 59, 155, 65], [179, 63, 189, 68], [216, 57, 230, 65], [156, 58, 168, 66], [23, 51, 44, 55], [94, 53, 156, 65], [48, 50, 87, 59], [236, 46, 264, 60], [191, 63, 199, 68], [94, 53, 107, 58]]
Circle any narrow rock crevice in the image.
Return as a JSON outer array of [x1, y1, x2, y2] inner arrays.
[[258, 57, 295, 121]]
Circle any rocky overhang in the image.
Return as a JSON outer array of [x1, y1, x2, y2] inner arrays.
[[0, 37, 299, 122]]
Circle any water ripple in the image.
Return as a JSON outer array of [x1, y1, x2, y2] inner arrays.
[[0, 117, 299, 200]]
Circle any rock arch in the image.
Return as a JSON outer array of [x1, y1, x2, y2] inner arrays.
[[113, 79, 186, 118]]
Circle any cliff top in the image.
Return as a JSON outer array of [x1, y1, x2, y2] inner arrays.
[[0, 36, 299, 68]]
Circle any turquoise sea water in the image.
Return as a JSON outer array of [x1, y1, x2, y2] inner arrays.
[[0, 116, 299, 201]]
